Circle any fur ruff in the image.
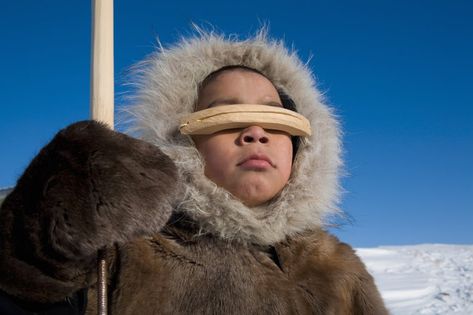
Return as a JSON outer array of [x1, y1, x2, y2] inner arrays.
[[126, 29, 343, 245]]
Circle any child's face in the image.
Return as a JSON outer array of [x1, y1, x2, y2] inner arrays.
[[193, 70, 293, 207]]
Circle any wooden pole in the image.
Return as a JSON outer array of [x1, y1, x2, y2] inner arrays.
[[91, 1, 114, 315], [91, 0, 114, 128]]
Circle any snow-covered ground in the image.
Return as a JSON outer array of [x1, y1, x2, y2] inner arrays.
[[357, 244, 473, 315]]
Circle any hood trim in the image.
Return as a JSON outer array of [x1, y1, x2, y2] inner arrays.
[[126, 28, 343, 245]]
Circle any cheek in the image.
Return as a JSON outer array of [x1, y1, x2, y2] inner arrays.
[[277, 137, 293, 180], [194, 135, 234, 181]]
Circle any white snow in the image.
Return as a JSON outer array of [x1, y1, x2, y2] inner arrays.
[[356, 244, 473, 315]]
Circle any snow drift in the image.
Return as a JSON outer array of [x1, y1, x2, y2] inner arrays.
[[357, 244, 473, 315]]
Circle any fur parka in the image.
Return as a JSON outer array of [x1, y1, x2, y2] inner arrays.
[[0, 30, 388, 314]]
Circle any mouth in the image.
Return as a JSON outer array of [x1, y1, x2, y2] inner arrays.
[[237, 154, 274, 169]]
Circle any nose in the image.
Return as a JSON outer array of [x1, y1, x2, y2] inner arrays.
[[238, 126, 269, 144]]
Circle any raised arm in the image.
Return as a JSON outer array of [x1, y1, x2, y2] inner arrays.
[[0, 121, 178, 304]]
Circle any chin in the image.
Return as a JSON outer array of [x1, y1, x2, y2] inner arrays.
[[234, 189, 277, 207], [228, 177, 283, 207]]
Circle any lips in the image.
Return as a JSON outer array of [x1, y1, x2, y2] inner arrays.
[[237, 154, 274, 169]]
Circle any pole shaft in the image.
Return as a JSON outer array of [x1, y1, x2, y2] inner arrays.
[[91, 0, 114, 128], [97, 249, 108, 315], [91, 1, 114, 314]]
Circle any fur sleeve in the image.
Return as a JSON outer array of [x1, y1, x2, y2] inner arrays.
[[0, 121, 178, 303]]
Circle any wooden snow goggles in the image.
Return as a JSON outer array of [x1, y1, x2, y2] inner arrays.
[[179, 104, 311, 136]]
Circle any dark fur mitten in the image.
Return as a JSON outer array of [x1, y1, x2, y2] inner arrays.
[[0, 121, 178, 302]]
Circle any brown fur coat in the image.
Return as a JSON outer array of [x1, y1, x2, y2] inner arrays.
[[1, 31, 388, 314], [96, 223, 387, 314], [0, 121, 387, 314]]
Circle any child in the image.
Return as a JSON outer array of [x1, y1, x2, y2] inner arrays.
[[0, 31, 388, 314]]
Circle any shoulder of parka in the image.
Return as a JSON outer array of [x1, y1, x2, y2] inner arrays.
[[276, 230, 389, 315]]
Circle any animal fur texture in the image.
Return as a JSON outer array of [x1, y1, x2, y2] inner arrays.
[[0, 121, 178, 303], [83, 222, 387, 315], [0, 29, 388, 314], [128, 29, 342, 245]]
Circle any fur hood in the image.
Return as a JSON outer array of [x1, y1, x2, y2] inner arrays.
[[127, 29, 342, 245]]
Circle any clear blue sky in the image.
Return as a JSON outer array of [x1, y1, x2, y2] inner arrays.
[[1, 0, 471, 247]]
